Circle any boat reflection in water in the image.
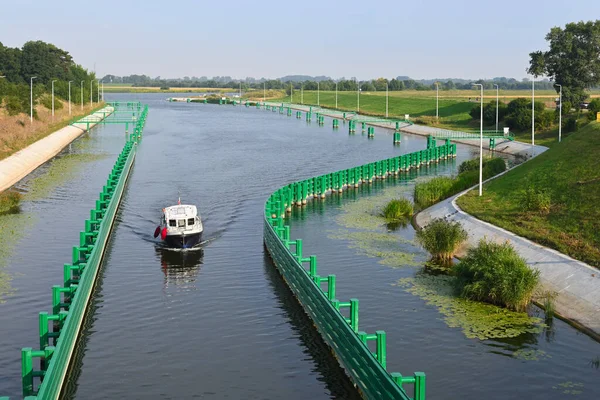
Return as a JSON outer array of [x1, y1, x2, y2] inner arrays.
[[156, 246, 204, 288]]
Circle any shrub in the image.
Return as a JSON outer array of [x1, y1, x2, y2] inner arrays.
[[483, 157, 506, 177], [416, 218, 468, 261], [455, 239, 539, 312], [382, 198, 413, 221], [521, 187, 551, 213], [0, 191, 21, 215], [565, 116, 579, 132], [414, 177, 454, 209], [587, 99, 600, 121], [458, 158, 479, 174]]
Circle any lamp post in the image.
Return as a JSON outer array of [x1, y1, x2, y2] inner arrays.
[[335, 81, 338, 109], [263, 82, 265, 102], [68, 81, 73, 115], [494, 84, 499, 132], [435, 82, 439, 119], [555, 83, 562, 143], [101, 81, 104, 101], [80, 80, 84, 111], [301, 85, 303, 104], [30, 76, 36, 124], [532, 78, 535, 155], [290, 83, 293, 103], [90, 81, 93, 106], [97, 79, 100, 103], [473, 83, 484, 196], [317, 81, 319, 107], [357, 79, 360, 112], [386, 82, 389, 118], [51, 80, 57, 119]]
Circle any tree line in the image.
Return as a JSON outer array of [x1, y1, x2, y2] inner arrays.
[[0, 40, 98, 116]]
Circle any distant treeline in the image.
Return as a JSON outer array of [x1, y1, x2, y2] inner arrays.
[[102, 74, 559, 92], [0, 41, 98, 116]]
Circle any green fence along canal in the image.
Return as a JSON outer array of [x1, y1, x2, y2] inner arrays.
[[1, 103, 147, 399]]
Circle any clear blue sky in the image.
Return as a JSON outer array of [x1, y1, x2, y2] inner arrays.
[[0, 0, 595, 80]]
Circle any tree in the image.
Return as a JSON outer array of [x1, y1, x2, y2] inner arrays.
[[373, 77, 388, 91], [528, 20, 600, 106]]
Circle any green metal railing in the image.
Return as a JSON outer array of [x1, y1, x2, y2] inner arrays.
[[264, 140, 457, 400], [2, 103, 148, 400]]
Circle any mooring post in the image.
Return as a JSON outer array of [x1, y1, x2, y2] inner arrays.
[[309, 255, 317, 277], [327, 275, 336, 300], [376, 330, 387, 369]]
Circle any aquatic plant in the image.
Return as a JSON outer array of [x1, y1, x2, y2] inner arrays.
[[0, 191, 21, 215], [541, 290, 557, 321], [413, 176, 454, 209], [512, 348, 551, 361], [381, 198, 413, 222], [415, 218, 467, 262], [397, 274, 544, 340], [455, 239, 540, 312]]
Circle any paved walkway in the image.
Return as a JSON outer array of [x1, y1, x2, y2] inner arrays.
[[415, 183, 600, 338], [0, 107, 113, 192]]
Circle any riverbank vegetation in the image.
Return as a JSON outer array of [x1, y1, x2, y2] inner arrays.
[[414, 157, 506, 209], [0, 41, 103, 160], [416, 219, 467, 262], [381, 198, 413, 224], [455, 239, 540, 312], [0, 191, 20, 215], [457, 122, 600, 268]]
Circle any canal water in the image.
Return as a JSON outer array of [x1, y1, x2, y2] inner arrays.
[[0, 93, 598, 399]]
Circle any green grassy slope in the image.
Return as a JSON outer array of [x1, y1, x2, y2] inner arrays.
[[457, 122, 600, 267]]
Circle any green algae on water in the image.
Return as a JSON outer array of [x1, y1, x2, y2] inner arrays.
[[396, 274, 544, 340], [330, 230, 420, 267], [512, 348, 552, 361], [0, 212, 34, 302], [552, 381, 584, 395]]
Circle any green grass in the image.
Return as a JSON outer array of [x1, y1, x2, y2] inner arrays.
[[457, 122, 600, 268], [381, 198, 413, 222], [416, 218, 468, 262], [414, 157, 506, 209], [455, 239, 540, 312]]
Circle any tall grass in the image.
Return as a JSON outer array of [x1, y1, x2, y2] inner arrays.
[[414, 157, 506, 209], [0, 191, 21, 215], [416, 218, 468, 261], [382, 198, 413, 221], [454, 239, 540, 312]]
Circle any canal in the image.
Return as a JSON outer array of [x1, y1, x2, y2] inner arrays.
[[0, 93, 598, 399]]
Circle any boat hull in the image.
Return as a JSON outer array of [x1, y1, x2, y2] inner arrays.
[[164, 231, 203, 249]]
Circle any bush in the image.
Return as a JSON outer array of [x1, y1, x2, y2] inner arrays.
[[416, 218, 468, 261], [455, 239, 540, 311], [0, 191, 21, 215], [414, 177, 454, 209], [587, 99, 600, 121], [40, 95, 63, 111], [382, 198, 413, 221], [521, 187, 551, 213], [565, 116, 579, 132]]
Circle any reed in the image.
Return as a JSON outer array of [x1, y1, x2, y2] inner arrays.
[[416, 218, 468, 262], [455, 239, 540, 312]]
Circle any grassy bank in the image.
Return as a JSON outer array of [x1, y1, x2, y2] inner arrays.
[[457, 122, 600, 268], [0, 101, 105, 160]]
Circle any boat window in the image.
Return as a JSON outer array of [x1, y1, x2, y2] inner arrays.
[[178, 219, 185, 227], [169, 219, 176, 227], [188, 218, 195, 225]]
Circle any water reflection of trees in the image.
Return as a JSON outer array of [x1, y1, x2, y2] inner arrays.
[[156, 247, 204, 288]]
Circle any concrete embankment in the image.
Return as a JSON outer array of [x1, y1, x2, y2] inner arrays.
[[414, 174, 600, 339], [0, 106, 114, 193]]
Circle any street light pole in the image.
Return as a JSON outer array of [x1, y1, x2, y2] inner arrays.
[[30, 76, 36, 124], [532, 78, 535, 155], [51, 80, 57, 119], [80, 81, 84, 111], [263, 82, 265, 102], [494, 84, 499, 132], [473, 83, 484, 196], [335, 81, 338, 109], [97, 79, 100, 103], [90, 81, 93, 106], [555, 83, 562, 143], [68, 81, 72, 115], [317, 81, 320, 107], [357, 79, 360, 112], [101, 82, 104, 101], [386, 82, 389, 118], [301, 85, 303, 104], [435, 82, 439, 119], [290, 83, 293, 103]]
